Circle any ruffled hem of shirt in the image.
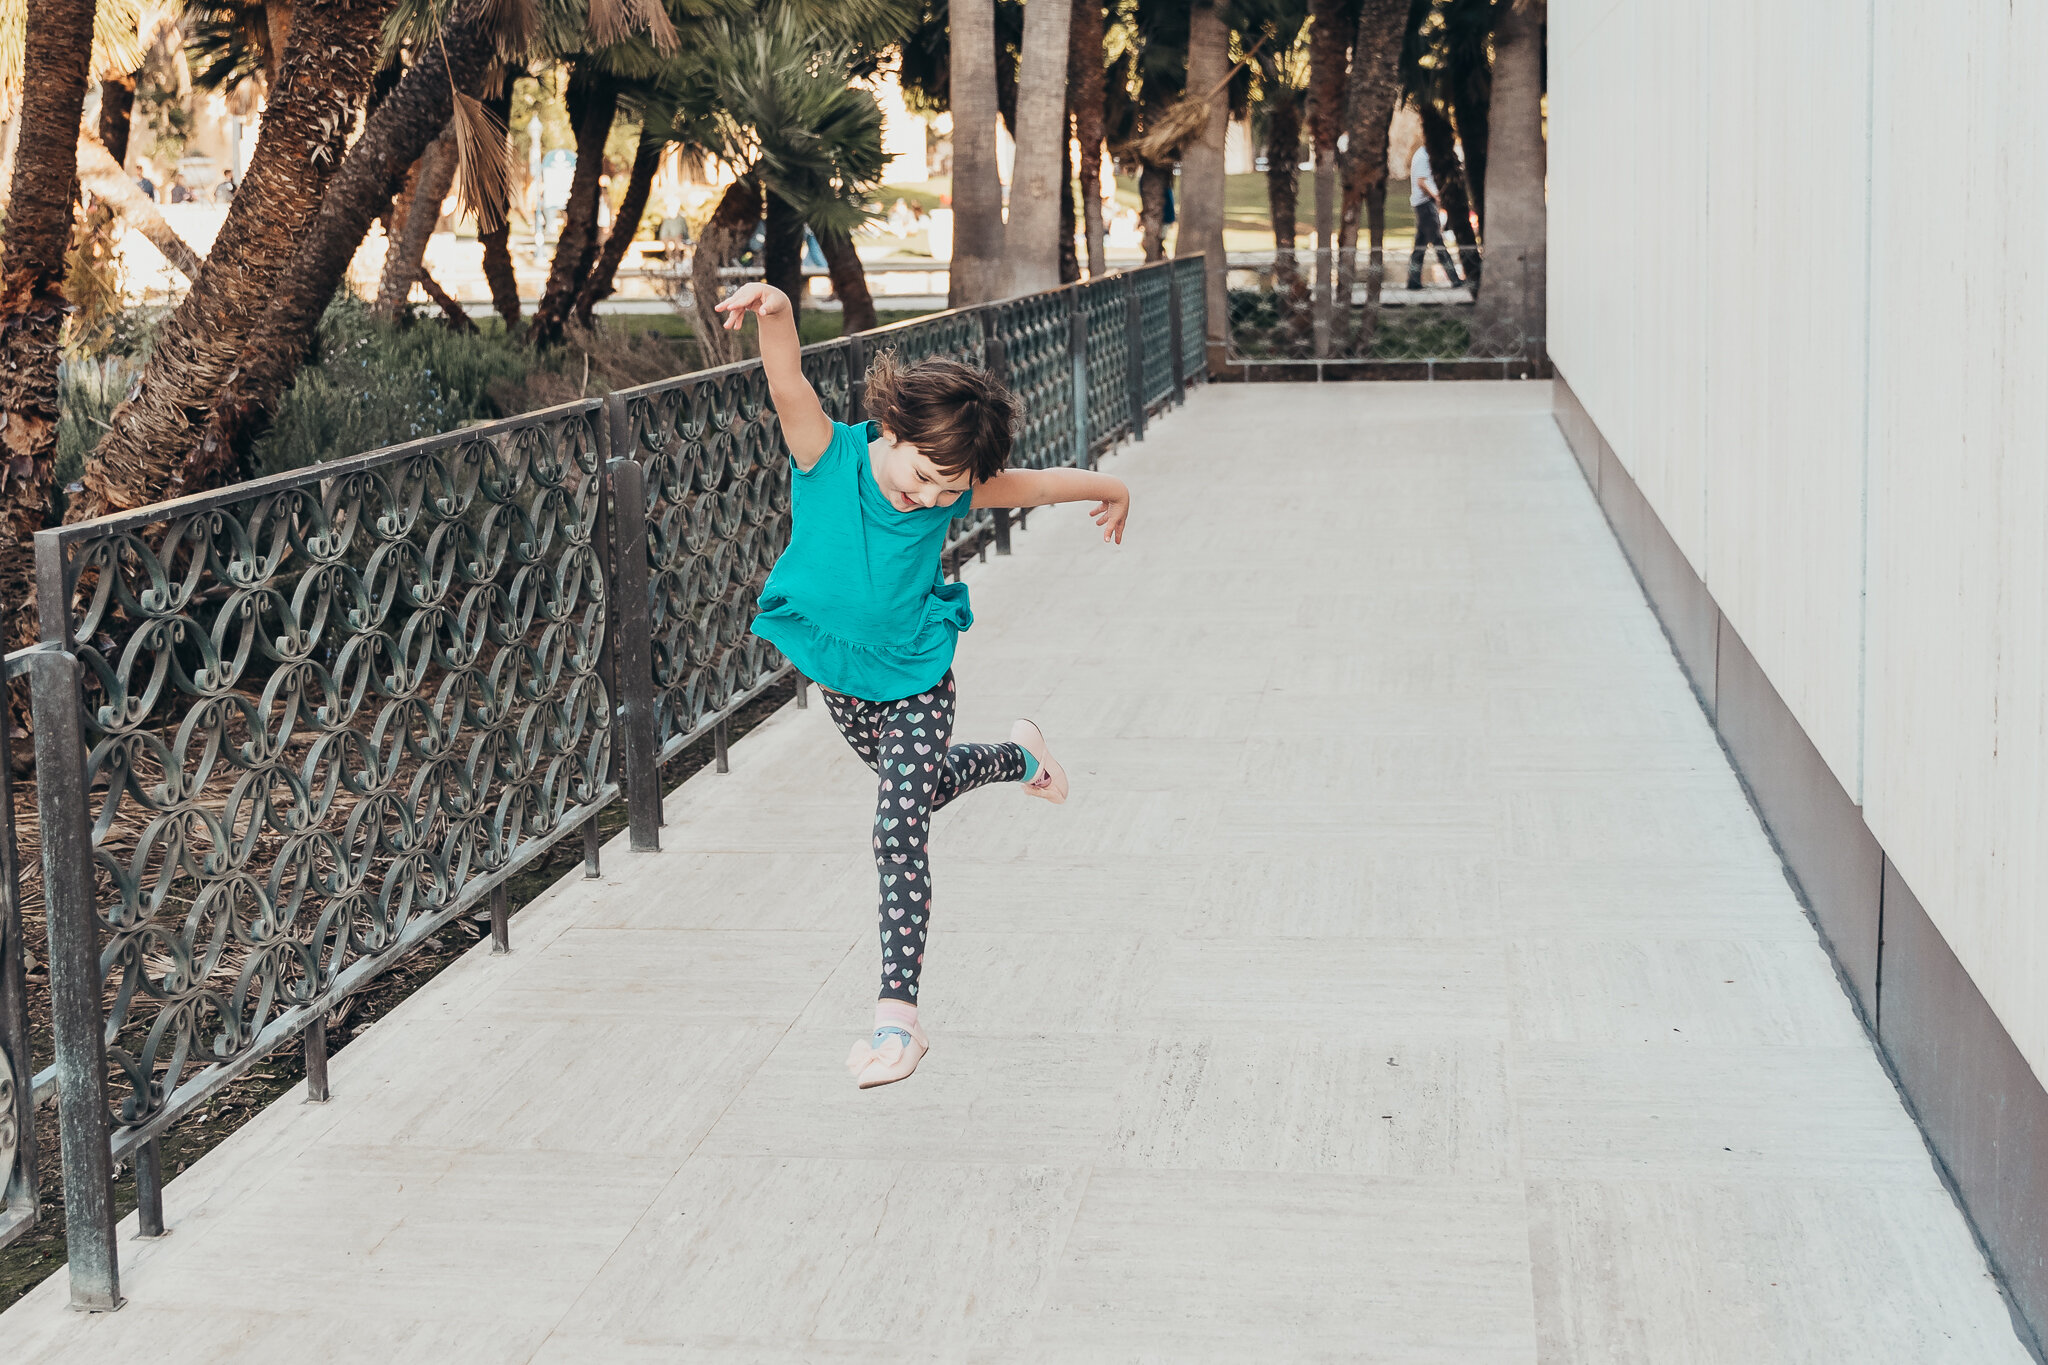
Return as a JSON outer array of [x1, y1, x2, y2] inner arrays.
[[751, 588, 971, 701]]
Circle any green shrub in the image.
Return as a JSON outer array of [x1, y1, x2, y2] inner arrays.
[[250, 297, 533, 477]]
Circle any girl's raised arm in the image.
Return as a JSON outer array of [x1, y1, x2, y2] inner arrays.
[[714, 282, 834, 469]]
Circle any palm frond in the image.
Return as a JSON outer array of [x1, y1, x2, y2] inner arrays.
[[450, 88, 511, 230]]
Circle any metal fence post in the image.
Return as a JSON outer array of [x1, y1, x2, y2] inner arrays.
[[603, 402, 663, 853], [133, 1137, 164, 1238], [1068, 288, 1090, 468], [304, 1014, 330, 1102], [1125, 273, 1147, 441], [31, 648, 121, 1310], [847, 333, 872, 424]]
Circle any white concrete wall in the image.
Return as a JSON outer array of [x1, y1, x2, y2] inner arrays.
[[1550, 0, 2048, 1085]]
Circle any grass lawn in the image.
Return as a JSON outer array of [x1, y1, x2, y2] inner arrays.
[[1113, 172, 1424, 253]]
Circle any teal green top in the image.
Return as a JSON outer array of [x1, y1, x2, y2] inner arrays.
[[752, 420, 977, 702]]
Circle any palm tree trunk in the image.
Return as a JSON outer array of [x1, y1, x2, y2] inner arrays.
[[1339, 0, 1408, 354], [819, 230, 876, 334], [183, 0, 497, 485], [1139, 161, 1168, 263], [1266, 93, 1308, 352], [528, 71, 617, 346], [0, 0, 94, 645], [77, 132, 203, 280], [1475, 0, 1544, 363], [1058, 119, 1079, 284], [1005, 0, 1072, 296], [1308, 0, 1347, 357], [1176, 0, 1229, 349], [417, 267, 477, 332], [1419, 101, 1479, 287], [762, 188, 804, 322], [264, 0, 295, 82], [690, 175, 759, 366], [73, 0, 391, 521], [947, 0, 1005, 306], [1069, 0, 1106, 277], [573, 123, 661, 327], [99, 75, 137, 166], [375, 123, 457, 318], [477, 74, 521, 328]]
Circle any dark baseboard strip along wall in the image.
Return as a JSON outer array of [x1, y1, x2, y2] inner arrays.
[[1551, 371, 2048, 1358]]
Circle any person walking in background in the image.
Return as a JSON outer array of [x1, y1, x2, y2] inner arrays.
[[1407, 144, 1464, 291]]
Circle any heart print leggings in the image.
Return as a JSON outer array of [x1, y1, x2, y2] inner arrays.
[[820, 671, 1027, 1002]]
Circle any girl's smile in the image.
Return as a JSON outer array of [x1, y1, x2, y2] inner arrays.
[[871, 430, 970, 512]]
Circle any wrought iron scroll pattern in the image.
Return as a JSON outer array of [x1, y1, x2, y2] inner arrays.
[[985, 292, 1075, 472], [1079, 279, 1133, 455], [616, 352, 828, 762], [1135, 266, 1175, 409], [1175, 259, 1208, 380], [39, 403, 613, 1134]]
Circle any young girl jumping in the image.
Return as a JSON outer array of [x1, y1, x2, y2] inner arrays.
[[714, 282, 1130, 1089]]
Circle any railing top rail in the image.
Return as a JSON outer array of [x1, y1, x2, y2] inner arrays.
[[38, 395, 606, 549]]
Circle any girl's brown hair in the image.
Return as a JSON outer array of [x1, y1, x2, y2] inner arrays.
[[862, 352, 1023, 483]]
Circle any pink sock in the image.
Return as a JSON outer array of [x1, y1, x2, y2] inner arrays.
[[875, 999, 918, 1032]]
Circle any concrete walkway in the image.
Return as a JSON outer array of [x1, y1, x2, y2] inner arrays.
[[7, 384, 2031, 1362]]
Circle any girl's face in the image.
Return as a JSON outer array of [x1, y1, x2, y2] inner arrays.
[[871, 428, 971, 512]]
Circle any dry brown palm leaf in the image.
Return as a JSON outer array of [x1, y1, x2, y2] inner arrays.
[[451, 89, 511, 235], [626, 0, 677, 53], [585, 0, 630, 49], [1130, 32, 1270, 165], [481, 0, 538, 59]]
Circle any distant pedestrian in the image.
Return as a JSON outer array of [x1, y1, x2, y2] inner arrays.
[[1407, 145, 1464, 291], [135, 169, 156, 201], [214, 170, 236, 204]]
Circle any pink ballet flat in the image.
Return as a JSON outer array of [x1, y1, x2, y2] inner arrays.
[[848, 1024, 929, 1089], [1011, 718, 1068, 804]]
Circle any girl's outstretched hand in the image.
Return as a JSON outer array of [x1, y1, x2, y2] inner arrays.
[[713, 281, 790, 331], [1091, 482, 1130, 544]]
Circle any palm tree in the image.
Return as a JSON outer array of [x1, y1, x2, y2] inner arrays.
[[0, 0, 95, 644], [70, 0, 397, 521], [665, 7, 890, 346], [1335, 0, 1406, 352], [1002, 0, 1069, 295], [1068, 0, 1107, 277], [1474, 0, 1540, 361], [478, 68, 523, 326], [375, 123, 460, 318], [1305, 0, 1346, 355], [528, 67, 623, 344], [1176, 0, 1228, 346], [946, 0, 1002, 304], [180, 0, 505, 486], [572, 98, 669, 325]]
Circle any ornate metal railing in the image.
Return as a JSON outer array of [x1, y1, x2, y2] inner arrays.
[[14, 259, 1206, 1309], [1220, 246, 1541, 376]]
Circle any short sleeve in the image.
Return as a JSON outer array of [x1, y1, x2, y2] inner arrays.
[[946, 488, 976, 520], [793, 420, 859, 481]]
